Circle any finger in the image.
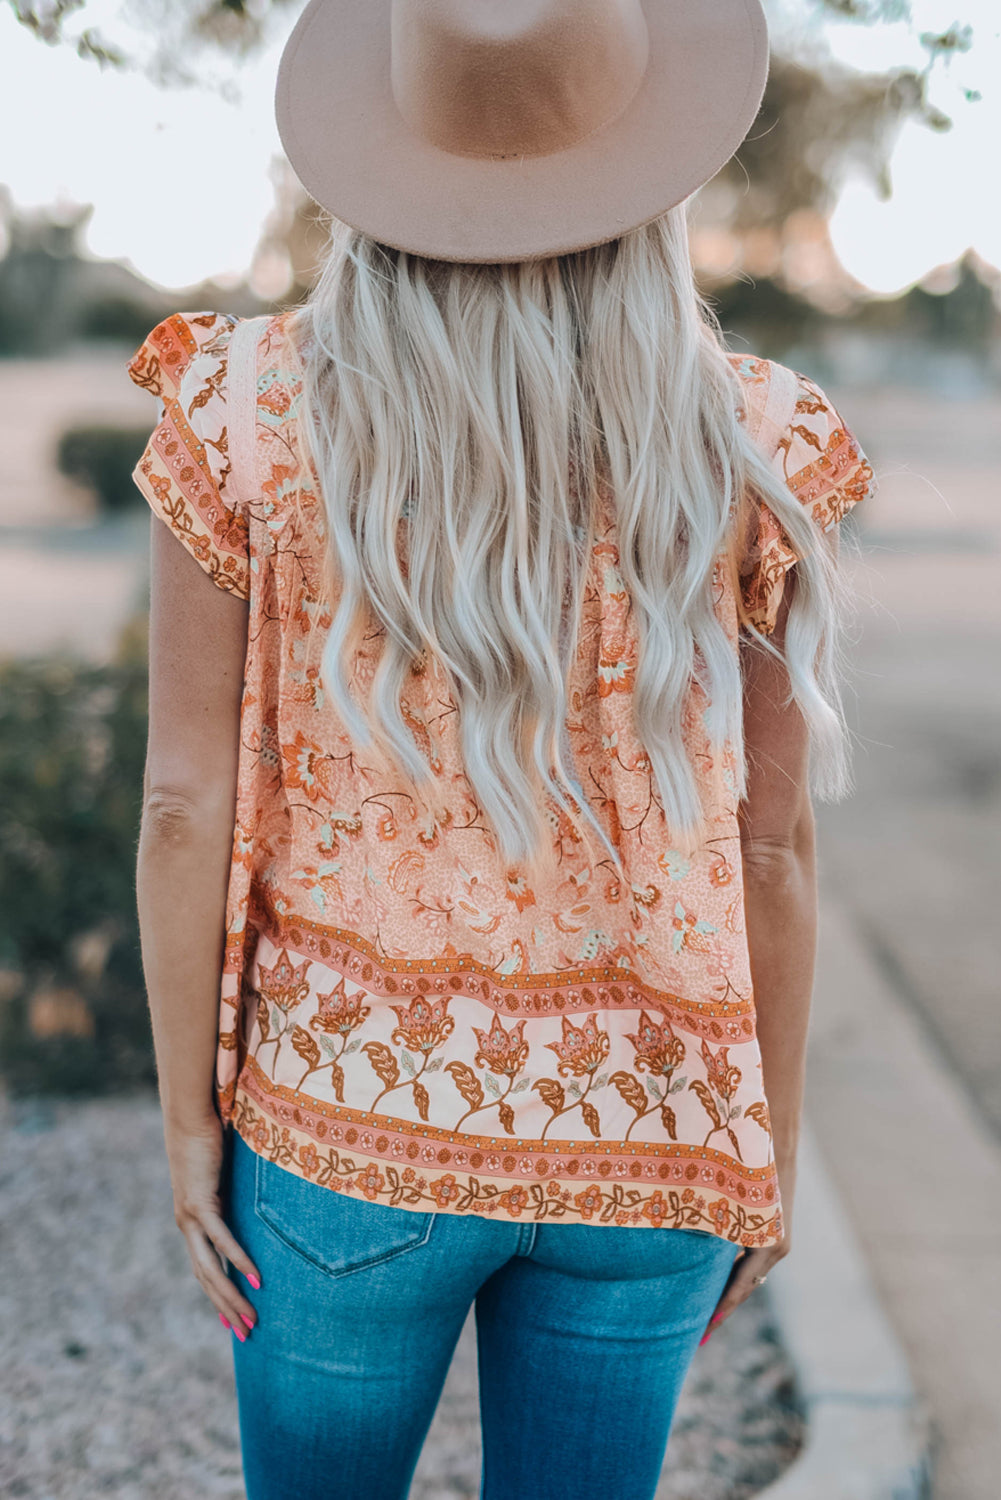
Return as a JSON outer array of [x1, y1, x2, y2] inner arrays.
[[704, 1248, 780, 1333], [201, 1207, 262, 1291], [182, 1221, 258, 1337], [189, 1233, 256, 1338]]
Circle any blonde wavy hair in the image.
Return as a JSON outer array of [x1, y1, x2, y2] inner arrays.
[[285, 205, 858, 887]]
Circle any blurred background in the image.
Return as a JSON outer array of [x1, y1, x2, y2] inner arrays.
[[0, 3, 998, 1499]]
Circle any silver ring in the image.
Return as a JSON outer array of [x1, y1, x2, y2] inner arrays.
[[752, 1274, 769, 1286]]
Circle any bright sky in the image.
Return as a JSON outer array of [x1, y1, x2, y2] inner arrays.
[[1, 0, 999, 296]]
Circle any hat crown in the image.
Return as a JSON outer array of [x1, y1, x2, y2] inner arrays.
[[390, 0, 651, 160]]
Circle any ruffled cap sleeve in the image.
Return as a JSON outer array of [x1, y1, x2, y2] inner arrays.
[[126, 311, 250, 599], [739, 365, 875, 636]]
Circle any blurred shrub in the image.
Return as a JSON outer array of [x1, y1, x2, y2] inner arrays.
[[708, 276, 827, 361], [0, 625, 155, 1097], [55, 424, 151, 513], [77, 293, 171, 347]]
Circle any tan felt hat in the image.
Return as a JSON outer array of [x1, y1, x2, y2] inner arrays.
[[275, 1, 770, 264]]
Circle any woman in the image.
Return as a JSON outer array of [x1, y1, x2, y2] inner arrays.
[[132, 3, 874, 1498]]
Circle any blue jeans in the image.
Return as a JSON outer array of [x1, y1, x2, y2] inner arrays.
[[221, 1126, 742, 1500]]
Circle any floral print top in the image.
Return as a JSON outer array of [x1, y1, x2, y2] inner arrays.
[[127, 310, 874, 1247]]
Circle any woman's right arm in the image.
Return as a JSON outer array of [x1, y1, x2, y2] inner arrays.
[[737, 568, 818, 1245], [703, 570, 818, 1334]]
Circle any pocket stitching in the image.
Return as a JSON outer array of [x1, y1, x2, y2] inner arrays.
[[252, 1151, 434, 1278]]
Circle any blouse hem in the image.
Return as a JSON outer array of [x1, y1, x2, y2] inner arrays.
[[226, 1078, 783, 1248]]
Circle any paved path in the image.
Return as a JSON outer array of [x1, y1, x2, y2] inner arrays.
[[820, 383, 1001, 1137], [808, 381, 1001, 1500], [0, 349, 152, 526], [806, 883, 1000, 1500], [0, 348, 153, 662]]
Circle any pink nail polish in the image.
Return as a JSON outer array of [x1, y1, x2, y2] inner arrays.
[[247, 1273, 261, 1290], [219, 1312, 231, 1329], [699, 1330, 711, 1346], [233, 1327, 246, 1343], [241, 1314, 255, 1329]]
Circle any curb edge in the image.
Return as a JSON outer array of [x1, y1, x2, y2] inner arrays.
[[756, 1117, 935, 1500]]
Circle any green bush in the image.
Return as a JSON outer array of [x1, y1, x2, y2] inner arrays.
[[0, 623, 156, 1097], [55, 424, 152, 513], [77, 294, 171, 347]]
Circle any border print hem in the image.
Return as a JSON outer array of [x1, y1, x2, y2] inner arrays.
[[228, 1076, 783, 1247]]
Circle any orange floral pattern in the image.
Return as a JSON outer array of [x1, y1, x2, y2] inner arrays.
[[127, 312, 874, 1247]]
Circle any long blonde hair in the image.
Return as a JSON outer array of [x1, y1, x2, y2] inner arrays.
[[285, 205, 858, 887]]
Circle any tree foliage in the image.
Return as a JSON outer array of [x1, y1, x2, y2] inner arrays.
[[8, 0, 973, 216], [5, 0, 986, 320]]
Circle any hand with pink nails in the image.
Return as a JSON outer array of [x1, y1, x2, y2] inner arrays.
[[698, 1170, 796, 1343], [163, 1114, 262, 1341]]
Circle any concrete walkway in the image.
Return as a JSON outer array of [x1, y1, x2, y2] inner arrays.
[[0, 346, 152, 662], [802, 879, 1001, 1500], [757, 1114, 930, 1500], [799, 378, 1001, 1500]]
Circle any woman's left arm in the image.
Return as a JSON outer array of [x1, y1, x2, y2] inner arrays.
[[136, 516, 261, 1330]]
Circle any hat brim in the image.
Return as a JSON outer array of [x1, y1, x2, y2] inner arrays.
[[275, 0, 769, 264]]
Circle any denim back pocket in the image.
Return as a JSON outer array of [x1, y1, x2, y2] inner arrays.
[[253, 1152, 435, 1278]]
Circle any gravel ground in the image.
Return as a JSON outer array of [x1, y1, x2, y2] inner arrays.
[[0, 1090, 804, 1499]]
